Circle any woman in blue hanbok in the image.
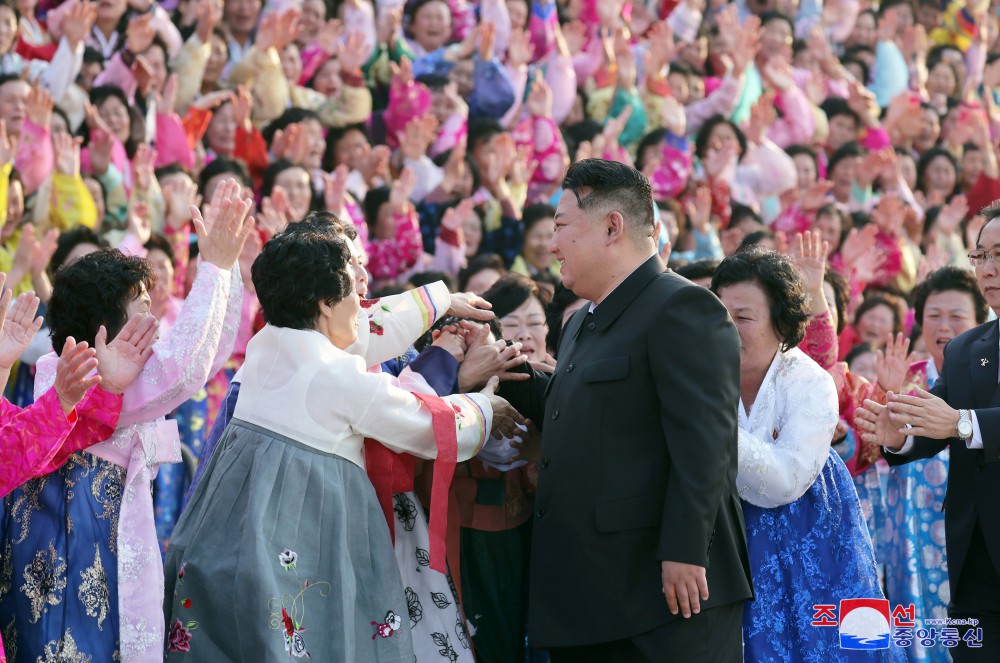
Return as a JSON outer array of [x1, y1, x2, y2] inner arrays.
[[711, 247, 905, 662]]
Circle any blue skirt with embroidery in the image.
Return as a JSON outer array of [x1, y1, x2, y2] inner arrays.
[[742, 449, 907, 663], [0, 453, 124, 662]]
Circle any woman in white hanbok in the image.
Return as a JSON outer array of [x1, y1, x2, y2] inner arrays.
[[165, 226, 524, 662], [711, 247, 905, 663]]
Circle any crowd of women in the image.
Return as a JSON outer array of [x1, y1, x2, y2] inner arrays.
[[0, 0, 995, 658]]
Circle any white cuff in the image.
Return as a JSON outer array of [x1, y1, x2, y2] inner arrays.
[[967, 411, 985, 450], [885, 435, 915, 455]]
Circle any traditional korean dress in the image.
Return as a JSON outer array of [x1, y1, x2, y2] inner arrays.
[[163, 319, 494, 661], [0, 386, 123, 663], [0, 261, 242, 663], [884, 359, 951, 663], [738, 348, 905, 662]]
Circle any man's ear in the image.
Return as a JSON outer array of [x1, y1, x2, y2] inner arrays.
[[604, 210, 627, 245]]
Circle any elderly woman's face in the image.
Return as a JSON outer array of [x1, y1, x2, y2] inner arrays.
[[147, 248, 174, 316], [126, 282, 154, 322], [500, 296, 548, 363], [718, 281, 782, 373], [347, 234, 369, 297], [856, 303, 894, 349], [319, 269, 361, 349]]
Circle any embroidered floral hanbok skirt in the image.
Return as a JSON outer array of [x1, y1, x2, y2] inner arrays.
[[884, 454, 951, 663], [742, 449, 906, 663], [163, 419, 414, 662], [0, 452, 125, 662]]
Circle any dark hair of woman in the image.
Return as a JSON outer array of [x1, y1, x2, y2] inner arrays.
[[824, 270, 851, 335], [84, 86, 144, 158], [144, 233, 175, 263], [853, 293, 904, 335], [522, 203, 556, 233], [844, 342, 876, 366], [262, 108, 322, 147], [710, 247, 811, 351], [48, 249, 154, 352], [913, 266, 990, 326], [916, 147, 959, 196], [694, 115, 747, 161], [362, 186, 391, 233], [458, 253, 506, 292], [323, 124, 368, 172], [251, 229, 354, 330], [260, 159, 306, 201], [409, 270, 456, 291], [675, 258, 720, 284], [197, 158, 251, 197], [738, 229, 776, 252], [288, 209, 357, 239], [49, 226, 110, 277], [545, 282, 582, 355], [481, 273, 548, 321]]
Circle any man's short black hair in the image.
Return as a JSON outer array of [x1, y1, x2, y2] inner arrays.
[[561, 159, 655, 238], [252, 229, 354, 330], [710, 247, 811, 351]]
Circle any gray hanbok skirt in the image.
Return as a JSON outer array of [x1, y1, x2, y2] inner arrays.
[[163, 419, 415, 662]]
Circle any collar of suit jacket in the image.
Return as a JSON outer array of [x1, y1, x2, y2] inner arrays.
[[588, 253, 665, 333]]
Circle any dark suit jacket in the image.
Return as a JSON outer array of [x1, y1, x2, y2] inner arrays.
[[501, 254, 753, 647], [883, 319, 1000, 602]]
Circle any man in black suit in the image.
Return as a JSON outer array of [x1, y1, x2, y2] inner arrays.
[[501, 159, 752, 661], [857, 208, 1000, 662]]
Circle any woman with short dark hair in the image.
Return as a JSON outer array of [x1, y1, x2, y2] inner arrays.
[[0, 182, 250, 661], [711, 247, 901, 661], [164, 225, 523, 662]]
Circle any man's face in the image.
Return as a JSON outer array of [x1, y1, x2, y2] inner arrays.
[[552, 190, 606, 300], [974, 218, 1000, 313], [0, 80, 29, 136]]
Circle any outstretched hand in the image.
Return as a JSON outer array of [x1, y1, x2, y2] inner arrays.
[[94, 313, 159, 394], [192, 178, 256, 270], [0, 286, 43, 370], [54, 337, 100, 415], [480, 376, 527, 439]]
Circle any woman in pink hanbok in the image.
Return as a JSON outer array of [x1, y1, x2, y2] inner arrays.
[[0, 181, 252, 663], [0, 274, 157, 663]]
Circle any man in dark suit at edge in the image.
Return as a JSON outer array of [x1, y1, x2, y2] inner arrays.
[[501, 159, 753, 661], [858, 203, 1000, 661]]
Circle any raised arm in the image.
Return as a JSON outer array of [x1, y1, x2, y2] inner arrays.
[[737, 355, 838, 507], [115, 180, 251, 425]]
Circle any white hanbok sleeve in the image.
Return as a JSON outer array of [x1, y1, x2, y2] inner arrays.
[[737, 352, 839, 508], [315, 355, 492, 461], [348, 282, 451, 366]]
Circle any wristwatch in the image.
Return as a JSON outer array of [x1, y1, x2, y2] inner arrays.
[[957, 409, 974, 441]]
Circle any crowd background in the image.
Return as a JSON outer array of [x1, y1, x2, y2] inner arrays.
[[0, 0, 996, 658]]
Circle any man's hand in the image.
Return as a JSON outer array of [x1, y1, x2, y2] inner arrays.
[[480, 376, 527, 439], [855, 397, 907, 450], [448, 291, 495, 321], [54, 337, 100, 415], [457, 323, 529, 391], [886, 388, 961, 439], [95, 314, 159, 394], [661, 561, 709, 618]]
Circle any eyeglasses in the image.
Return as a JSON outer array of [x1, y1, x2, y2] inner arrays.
[[968, 250, 1000, 266]]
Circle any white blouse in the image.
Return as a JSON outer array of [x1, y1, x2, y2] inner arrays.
[[234, 324, 493, 469], [737, 347, 839, 509]]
